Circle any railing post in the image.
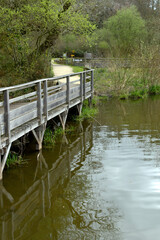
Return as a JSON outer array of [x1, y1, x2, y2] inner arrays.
[[80, 73, 83, 102], [91, 70, 94, 98], [43, 80, 48, 121], [66, 76, 70, 107], [37, 82, 42, 124], [83, 72, 86, 100], [4, 90, 11, 142]]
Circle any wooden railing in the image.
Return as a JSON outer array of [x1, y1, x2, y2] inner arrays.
[[0, 69, 94, 179]]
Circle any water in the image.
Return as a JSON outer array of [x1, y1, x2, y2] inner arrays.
[[1, 97, 160, 239]]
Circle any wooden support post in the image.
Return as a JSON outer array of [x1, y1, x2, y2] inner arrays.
[[91, 70, 94, 99], [43, 80, 48, 121], [66, 76, 70, 107], [80, 73, 83, 102], [77, 103, 83, 116], [59, 110, 68, 130], [32, 123, 46, 150], [37, 82, 42, 124], [4, 90, 11, 143], [0, 144, 12, 179], [83, 72, 86, 100]]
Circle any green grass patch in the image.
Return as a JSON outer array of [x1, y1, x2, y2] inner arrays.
[[6, 152, 26, 168], [77, 106, 98, 121], [76, 99, 98, 121], [71, 66, 84, 73], [43, 127, 64, 146], [149, 85, 160, 95], [94, 66, 160, 99]]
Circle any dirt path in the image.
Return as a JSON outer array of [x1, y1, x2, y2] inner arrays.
[[52, 63, 78, 84], [53, 64, 74, 77]]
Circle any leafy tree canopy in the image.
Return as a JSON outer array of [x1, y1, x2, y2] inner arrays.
[[97, 6, 147, 56], [0, 0, 95, 82]]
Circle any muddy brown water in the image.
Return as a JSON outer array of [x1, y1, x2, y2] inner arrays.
[[1, 97, 160, 239]]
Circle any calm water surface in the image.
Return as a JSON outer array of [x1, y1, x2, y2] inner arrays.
[[1, 97, 160, 239]]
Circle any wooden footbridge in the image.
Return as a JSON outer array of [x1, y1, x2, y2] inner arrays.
[[0, 69, 94, 179]]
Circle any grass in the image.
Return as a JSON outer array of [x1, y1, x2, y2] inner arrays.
[[94, 67, 160, 100], [76, 99, 98, 121], [77, 106, 98, 121], [71, 66, 84, 73], [43, 127, 64, 146], [6, 152, 26, 168]]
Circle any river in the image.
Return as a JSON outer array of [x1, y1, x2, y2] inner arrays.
[[1, 97, 160, 240]]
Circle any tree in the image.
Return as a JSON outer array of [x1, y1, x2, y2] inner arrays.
[[97, 6, 147, 56], [0, 0, 94, 84]]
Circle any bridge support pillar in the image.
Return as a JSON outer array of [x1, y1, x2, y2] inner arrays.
[[32, 123, 46, 151], [59, 110, 68, 130], [0, 144, 12, 180], [77, 103, 83, 116]]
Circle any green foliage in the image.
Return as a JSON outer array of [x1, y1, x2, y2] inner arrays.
[[0, 0, 95, 86], [72, 66, 84, 73], [54, 33, 94, 57], [43, 127, 64, 146], [129, 89, 148, 99], [97, 6, 147, 56], [94, 61, 160, 99], [77, 106, 98, 121], [76, 100, 98, 121], [6, 152, 25, 168], [149, 85, 160, 95]]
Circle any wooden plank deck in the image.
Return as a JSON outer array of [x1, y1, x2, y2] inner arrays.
[[0, 69, 94, 179]]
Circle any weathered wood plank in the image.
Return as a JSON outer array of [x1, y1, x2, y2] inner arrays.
[[48, 90, 66, 103], [86, 86, 91, 93], [10, 102, 37, 121], [48, 97, 66, 112], [0, 114, 4, 123], [69, 79, 80, 84], [70, 85, 80, 94], [66, 76, 70, 106], [85, 82, 91, 88], [10, 110, 37, 131], [70, 91, 80, 101], [37, 82, 42, 124], [43, 80, 48, 120], [80, 73, 83, 102]]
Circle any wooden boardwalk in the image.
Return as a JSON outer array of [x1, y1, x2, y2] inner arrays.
[[0, 69, 94, 179]]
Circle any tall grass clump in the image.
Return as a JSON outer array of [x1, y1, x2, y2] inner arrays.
[[94, 49, 160, 99], [6, 152, 25, 168], [76, 99, 98, 121], [43, 127, 64, 146]]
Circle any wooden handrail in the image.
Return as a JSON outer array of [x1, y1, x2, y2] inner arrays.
[[0, 70, 94, 93]]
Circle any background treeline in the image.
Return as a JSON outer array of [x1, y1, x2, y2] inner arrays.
[[1, 0, 160, 92], [0, 0, 94, 86]]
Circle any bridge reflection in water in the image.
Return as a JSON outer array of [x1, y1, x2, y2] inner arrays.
[[0, 123, 93, 240]]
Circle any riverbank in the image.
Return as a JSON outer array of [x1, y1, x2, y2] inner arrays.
[[94, 67, 160, 99]]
